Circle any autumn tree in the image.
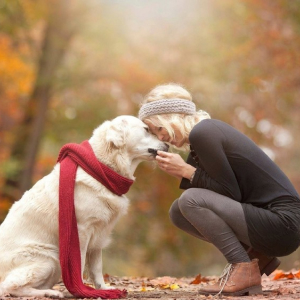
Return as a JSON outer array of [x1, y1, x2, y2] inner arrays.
[[1, 0, 78, 201]]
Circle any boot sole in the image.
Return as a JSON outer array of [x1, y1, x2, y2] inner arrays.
[[199, 284, 263, 296], [261, 257, 281, 276]]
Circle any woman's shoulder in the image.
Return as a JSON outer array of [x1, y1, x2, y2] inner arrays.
[[189, 119, 229, 144], [190, 119, 229, 135], [194, 118, 229, 128]]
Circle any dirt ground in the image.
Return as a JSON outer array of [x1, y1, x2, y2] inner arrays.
[[1, 269, 300, 300]]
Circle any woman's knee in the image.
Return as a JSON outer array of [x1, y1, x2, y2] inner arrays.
[[177, 188, 208, 214], [169, 199, 185, 227]]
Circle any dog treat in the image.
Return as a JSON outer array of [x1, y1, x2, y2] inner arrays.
[[148, 148, 158, 156]]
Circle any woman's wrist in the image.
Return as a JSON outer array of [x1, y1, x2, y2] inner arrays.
[[183, 165, 197, 181], [189, 170, 196, 183]]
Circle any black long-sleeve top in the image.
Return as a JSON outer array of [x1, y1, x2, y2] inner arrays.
[[179, 119, 300, 256], [180, 119, 299, 205]]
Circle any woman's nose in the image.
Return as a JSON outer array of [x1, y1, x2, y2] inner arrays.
[[158, 134, 165, 141]]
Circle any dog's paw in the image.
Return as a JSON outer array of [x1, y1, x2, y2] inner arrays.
[[62, 290, 74, 298], [95, 283, 115, 290], [44, 290, 64, 298], [101, 285, 116, 290]]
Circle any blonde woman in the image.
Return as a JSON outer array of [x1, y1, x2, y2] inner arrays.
[[138, 83, 300, 297]]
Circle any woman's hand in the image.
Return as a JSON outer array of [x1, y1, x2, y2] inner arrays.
[[156, 151, 196, 180]]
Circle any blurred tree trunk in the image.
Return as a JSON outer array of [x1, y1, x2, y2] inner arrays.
[[2, 0, 76, 201]]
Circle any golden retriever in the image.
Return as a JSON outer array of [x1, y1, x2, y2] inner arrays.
[[0, 115, 168, 298]]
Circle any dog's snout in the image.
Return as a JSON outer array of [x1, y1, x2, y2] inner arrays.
[[163, 143, 169, 152], [157, 143, 169, 153]]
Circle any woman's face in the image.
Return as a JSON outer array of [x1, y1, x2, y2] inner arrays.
[[144, 120, 188, 148]]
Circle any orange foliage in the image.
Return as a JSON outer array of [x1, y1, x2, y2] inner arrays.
[[0, 198, 12, 211], [0, 35, 33, 89], [0, 38, 33, 148], [190, 274, 210, 284], [273, 270, 300, 280], [0, 198, 13, 222]]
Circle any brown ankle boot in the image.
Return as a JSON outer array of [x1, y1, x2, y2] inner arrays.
[[247, 247, 281, 276], [198, 259, 262, 296]]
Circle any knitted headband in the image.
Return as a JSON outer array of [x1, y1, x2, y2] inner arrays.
[[138, 98, 196, 120]]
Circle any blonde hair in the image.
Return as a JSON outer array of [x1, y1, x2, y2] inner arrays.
[[141, 83, 210, 150]]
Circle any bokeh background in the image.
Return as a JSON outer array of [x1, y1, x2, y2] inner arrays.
[[1, 0, 300, 278]]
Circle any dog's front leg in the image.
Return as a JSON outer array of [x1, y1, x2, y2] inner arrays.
[[78, 228, 91, 280], [88, 248, 113, 290]]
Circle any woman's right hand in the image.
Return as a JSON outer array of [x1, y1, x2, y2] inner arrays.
[[156, 151, 196, 180]]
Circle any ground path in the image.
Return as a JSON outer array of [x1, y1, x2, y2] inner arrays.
[[1, 269, 300, 300]]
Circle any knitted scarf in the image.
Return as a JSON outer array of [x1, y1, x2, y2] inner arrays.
[[57, 140, 133, 298]]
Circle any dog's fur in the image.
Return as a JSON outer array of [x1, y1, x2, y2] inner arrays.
[[0, 115, 168, 298]]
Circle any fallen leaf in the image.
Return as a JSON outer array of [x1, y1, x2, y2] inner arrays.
[[294, 270, 300, 279], [161, 284, 170, 289], [140, 281, 156, 292], [149, 276, 176, 286], [190, 274, 210, 284], [272, 270, 300, 280], [170, 283, 180, 290], [104, 273, 110, 283], [158, 283, 180, 290], [273, 270, 284, 280], [286, 272, 295, 279]]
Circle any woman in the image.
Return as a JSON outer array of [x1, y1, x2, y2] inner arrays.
[[138, 83, 300, 296]]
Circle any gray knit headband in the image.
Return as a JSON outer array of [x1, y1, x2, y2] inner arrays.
[[138, 99, 196, 120]]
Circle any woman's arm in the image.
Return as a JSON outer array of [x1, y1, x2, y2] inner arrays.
[[188, 120, 241, 201], [155, 120, 242, 201]]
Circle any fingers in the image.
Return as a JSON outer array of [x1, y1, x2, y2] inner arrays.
[[158, 162, 170, 172], [156, 157, 166, 168], [156, 156, 165, 163], [156, 152, 176, 170], [156, 151, 173, 164], [157, 150, 171, 158], [158, 162, 165, 170], [156, 153, 168, 169], [155, 151, 186, 179], [155, 153, 168, 163]]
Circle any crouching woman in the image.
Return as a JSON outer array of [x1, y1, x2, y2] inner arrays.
[[138, 83, 300, 296]]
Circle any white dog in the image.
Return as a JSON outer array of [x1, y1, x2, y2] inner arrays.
[[0, 115, 168, 298]]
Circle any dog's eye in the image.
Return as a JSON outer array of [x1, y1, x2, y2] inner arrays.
[[144, 127, 149, 133]]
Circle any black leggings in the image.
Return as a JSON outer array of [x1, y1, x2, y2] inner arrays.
[[169, 188, 252, 264]]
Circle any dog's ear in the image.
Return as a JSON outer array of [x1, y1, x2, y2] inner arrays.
[[106, 119, 128, 148]]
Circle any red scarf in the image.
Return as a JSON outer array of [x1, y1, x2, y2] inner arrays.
[[57, 140, 133, 298]]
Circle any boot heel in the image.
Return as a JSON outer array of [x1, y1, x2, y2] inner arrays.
[[261, 257, 281, 276], [248, 285, 262, 295]]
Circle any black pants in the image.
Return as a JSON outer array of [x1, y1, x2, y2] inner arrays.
[[169, 188, 252, 263]]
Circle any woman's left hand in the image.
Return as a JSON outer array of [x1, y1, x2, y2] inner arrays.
[[156, 151, 196, 180]]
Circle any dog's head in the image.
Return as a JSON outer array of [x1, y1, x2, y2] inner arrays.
[[105, 115, 168, 159], [89, 115, 168, 176]]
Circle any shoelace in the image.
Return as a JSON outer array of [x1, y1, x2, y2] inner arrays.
[[214, 263, 234, 298]]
